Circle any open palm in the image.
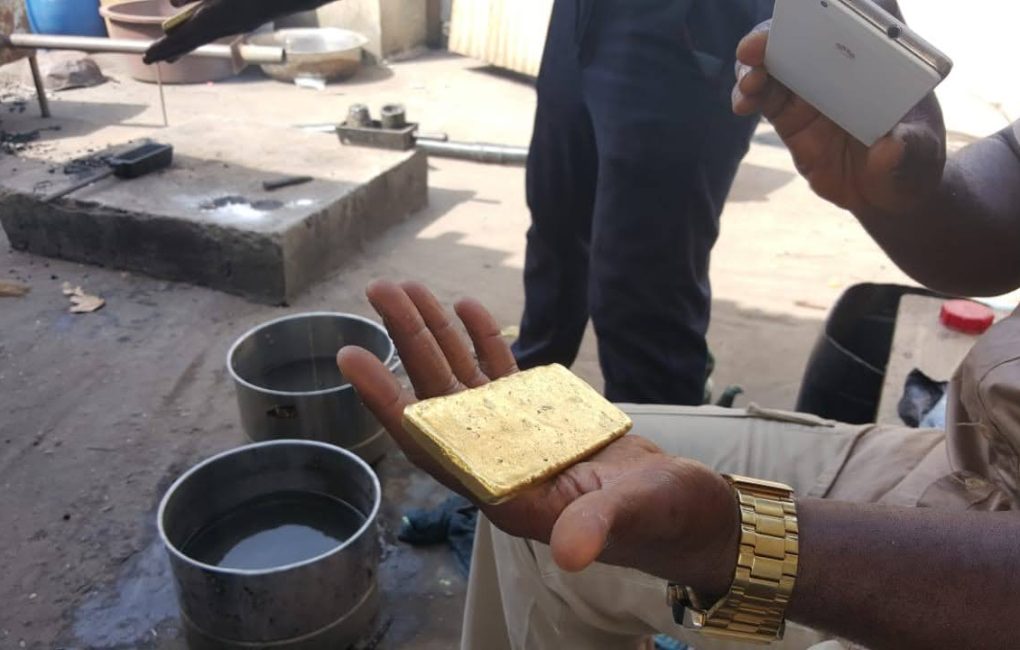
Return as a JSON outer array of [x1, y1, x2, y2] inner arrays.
[[338, 281, 739, 593]]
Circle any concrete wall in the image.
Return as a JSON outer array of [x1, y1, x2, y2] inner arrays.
[[379, 0, 428, 59]]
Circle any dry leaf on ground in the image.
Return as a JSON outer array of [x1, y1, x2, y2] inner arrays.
[[0, 280, 30, 298], [64, 284, 105, 313]]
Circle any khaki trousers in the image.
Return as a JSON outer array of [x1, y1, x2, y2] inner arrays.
[[460, 404, 949, 650]]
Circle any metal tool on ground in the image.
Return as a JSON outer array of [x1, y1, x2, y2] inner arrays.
[[346, 104, 371, 128], [262, 175, 313, 192], [338, 103, 417, 151], [333, 103, 529, 165], [379, 104, 406, 130], [44, 142, 174, 203]]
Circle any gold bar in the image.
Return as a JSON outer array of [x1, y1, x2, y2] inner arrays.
[[402, 364, 632, 504]]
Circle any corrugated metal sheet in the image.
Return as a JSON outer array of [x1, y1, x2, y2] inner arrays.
[[448, 0, 553, 77]]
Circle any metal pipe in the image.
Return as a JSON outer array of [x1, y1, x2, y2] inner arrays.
[[26, 53, 49, 118], [5, 34, 285, 64], [416, 131, 449, 142], [415, 137, 529, 166], [155, 62, 168, 127]]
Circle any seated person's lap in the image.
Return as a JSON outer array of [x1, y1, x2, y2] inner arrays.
[[462, 405, 949, 650]]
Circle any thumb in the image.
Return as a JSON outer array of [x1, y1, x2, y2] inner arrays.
[[860, 119, 945, 212], [549, 464, 685, 572], [547, 460, 736, 581], [548, 488, 622, 573]]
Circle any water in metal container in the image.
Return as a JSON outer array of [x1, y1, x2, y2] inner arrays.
[[228, 312, 399, 463], [159, 441, 382, 649], [260, 358, 347, 393], [182, 491, 366, 571]]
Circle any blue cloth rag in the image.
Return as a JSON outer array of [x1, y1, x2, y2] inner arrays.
[[398, 495, 478, 577]]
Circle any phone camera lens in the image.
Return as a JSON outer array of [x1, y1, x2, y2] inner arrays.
[[820, 0, 828, 6], [887, 25, 902, 38]]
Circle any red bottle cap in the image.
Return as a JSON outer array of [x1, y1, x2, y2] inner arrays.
[[940, 300, 995, 335]]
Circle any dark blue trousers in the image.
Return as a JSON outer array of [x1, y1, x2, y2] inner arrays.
[[512, 0, 770, 405]]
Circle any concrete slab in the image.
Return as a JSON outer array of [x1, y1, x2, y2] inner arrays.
[[0, 119, 427, 304]]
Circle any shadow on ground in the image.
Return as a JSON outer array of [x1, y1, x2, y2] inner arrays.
[[727, 162, 796, 203]]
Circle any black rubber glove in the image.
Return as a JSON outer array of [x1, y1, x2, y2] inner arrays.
[[143, 0, 333, 64]]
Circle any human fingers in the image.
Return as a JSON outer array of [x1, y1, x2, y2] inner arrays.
[[366, 281, 463, 399], [454, 298, 519, 380], [401, 282, 490, 388], [337, 346, 467, 494]]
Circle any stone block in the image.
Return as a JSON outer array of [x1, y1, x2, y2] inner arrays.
[[0, 119, 427, 304]]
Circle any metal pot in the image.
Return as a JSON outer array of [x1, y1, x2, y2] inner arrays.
[[248, 28, 368, 83], [158, 440, 382, 649], [227, 312, 397, 463]]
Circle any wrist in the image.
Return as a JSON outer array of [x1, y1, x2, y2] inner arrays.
[[669, 475, 799, 643], [681, 469, 741, 600], [700, 500, 741, 603]]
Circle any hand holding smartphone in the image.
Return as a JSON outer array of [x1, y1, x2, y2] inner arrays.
[[764, 0, 952, 146]]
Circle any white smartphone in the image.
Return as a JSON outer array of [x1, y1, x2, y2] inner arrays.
[[764, 0, 953, 146]]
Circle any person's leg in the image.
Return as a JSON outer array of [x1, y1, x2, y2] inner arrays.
[[579, 0, 760, 404], [512, 0, 600, 370], [461, 404, 947, 649]]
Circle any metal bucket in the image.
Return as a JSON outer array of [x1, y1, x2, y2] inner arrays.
[[228, 313, 397, 463], [158, 440, 382, 649]]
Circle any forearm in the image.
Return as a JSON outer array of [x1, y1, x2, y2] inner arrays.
[[848, 3, 1020, 295], [854, 130, 1020, 296], [788, 499, 1020, 649]]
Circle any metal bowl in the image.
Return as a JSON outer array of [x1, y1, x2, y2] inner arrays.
[[227, 312, 398, 463], [248, 28, 368, 83], [158, 440, 382, 648]]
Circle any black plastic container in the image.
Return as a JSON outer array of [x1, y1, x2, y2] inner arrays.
[[795, 283, 944, 424]]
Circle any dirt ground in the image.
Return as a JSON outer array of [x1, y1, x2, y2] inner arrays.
[[0, 16, 1014, 649]]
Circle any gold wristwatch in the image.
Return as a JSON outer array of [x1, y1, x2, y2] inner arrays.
[[667, 474, 799, 644]]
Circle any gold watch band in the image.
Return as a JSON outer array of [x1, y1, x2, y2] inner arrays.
[[668, 474, 799, 643]]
